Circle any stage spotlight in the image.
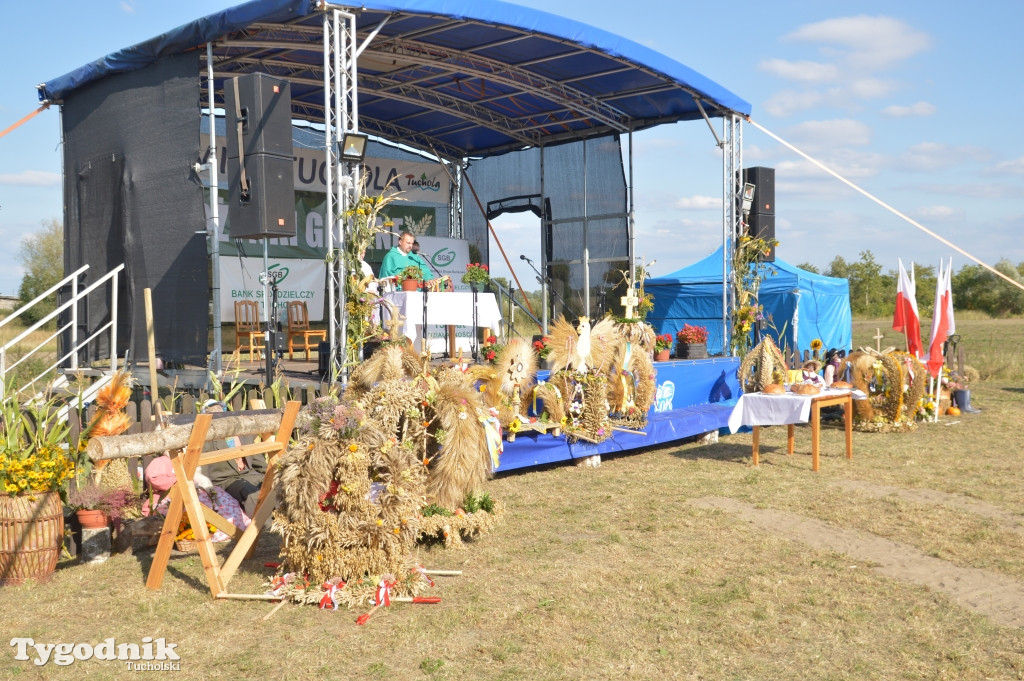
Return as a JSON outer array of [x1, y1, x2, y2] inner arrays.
[[338, 132, 369, 162], [741, 182, 756, 215]]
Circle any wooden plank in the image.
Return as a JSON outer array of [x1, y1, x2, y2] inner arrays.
[[146, 416, 209, 591], [202, 506, 242, 542], [167, 415, 225, 598], [198, 441, 282, 466]]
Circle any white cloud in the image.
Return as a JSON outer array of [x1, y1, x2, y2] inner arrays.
[[0, 170, 61, 187], [757, 59, 838, 84], [882, 101, 936, 117], [893, 143, 992, 172], [913, 182, 1024, 200], [120, 1, 136, 14], [673, 195, 721, 210], [912, 205, 963, 222], [783, 16, 932, 71], [762, 89, 826, 117], [990, 156, 1024, 175], [844, 77, 898, 100], [785, 119, 873, 149]]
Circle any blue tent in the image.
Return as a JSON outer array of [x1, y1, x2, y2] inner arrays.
[[646, 248, 852, 357]]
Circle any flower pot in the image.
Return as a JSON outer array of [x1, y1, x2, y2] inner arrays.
[[654, 349, 671, 362], [0, 491, 63, 586], [400, 278, 420, 292], [471, 282, 487, 293], [75, 508, 110, 530], [676, 342, 707, 359]]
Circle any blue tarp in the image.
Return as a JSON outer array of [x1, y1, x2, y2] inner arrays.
[[39, 0, 751, 159], [646, 248, 852, 357]]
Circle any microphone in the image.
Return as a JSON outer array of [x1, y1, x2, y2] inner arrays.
[[521, 254, 533, 264], [520, 254, 526, 260]]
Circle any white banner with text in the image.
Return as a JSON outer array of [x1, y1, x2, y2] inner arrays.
[[220, 258, 326, 323]]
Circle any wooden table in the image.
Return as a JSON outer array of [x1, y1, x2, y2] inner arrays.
[[729, 390, 853, 471]]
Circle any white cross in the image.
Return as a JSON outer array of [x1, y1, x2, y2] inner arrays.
[[620, 291, 639, 319]]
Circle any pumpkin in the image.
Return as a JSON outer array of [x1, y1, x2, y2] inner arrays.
[[946, 406, 961, 416]]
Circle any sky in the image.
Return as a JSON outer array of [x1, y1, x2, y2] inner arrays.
[[1, 0, 1022, 297]]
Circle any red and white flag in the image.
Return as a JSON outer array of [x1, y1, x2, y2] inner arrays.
[[943, 258, 955, 337], [926, 258, 954, 377], [892, 258, 922, 357]]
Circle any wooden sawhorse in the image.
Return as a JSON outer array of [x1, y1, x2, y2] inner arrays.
[[141, 401, 300, 598]]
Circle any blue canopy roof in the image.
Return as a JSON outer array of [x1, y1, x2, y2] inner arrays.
[[646, 248, 853, 357], [39, 0, 751, 159]]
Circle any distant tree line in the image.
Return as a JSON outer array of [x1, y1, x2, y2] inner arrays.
[[797, 251, 1024, 318], [13, 222, 1024, 330]]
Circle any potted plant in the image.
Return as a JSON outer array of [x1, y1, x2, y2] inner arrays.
[[675, 324, 709, 359], [67, 483, 137, 529], [945, 371, 979, 413], [481, 334, 502, 364], [653, 334, 673, 361], [0, 386, 75, 585], [533, 336, 553, 369], [461, 262, 490, 292], [396, 264, 424, 291], [67, 483, 112, 529]]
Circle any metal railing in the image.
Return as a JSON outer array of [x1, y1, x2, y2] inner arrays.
[[489, 280, 541, 342], [0, 263, 124, 400]]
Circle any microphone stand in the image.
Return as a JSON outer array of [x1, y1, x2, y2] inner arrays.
[[523, 256, 568, 320]]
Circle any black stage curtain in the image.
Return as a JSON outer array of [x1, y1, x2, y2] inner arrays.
[[62, 52, 207, 366]]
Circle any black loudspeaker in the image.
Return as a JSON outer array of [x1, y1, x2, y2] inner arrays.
[[224, 73, 296, 239], [224, 73, 293, 158], [227, 153, 296, 238], [743, 166, 775, 215], [748, 212, 776, 261]]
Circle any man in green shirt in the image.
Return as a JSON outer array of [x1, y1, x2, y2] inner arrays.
[[379, 231, 433, 281]]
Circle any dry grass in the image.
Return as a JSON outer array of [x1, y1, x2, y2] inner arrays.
[[4, 380, 1024, 679], [2, 318, 1023, 679]]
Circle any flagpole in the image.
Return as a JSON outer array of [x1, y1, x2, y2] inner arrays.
[[928, 259, 946, 423]]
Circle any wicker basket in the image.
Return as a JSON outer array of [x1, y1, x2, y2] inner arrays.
[[174, 539, 198, 553], [0, 491, 64, 586]]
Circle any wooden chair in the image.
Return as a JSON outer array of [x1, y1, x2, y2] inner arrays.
[[234, 300, 264, 361], [286, 301, 326, 360]]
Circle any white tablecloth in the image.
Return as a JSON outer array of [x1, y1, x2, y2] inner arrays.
[[382, 291, 502, 348], [727, 388, 857, 433]]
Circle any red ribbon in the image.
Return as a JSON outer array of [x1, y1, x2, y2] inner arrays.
[[415, 565, 435, 588], [375, 577, 395, 607]]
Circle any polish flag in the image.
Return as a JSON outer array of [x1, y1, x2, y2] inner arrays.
[[892, 258, 922, 357], [926, 259, 954, 377]]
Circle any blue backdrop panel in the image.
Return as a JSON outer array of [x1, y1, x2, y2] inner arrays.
[[497, 357, 739, 472]]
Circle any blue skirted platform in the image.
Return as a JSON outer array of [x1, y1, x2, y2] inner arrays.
[[497, 356, 740, 472]]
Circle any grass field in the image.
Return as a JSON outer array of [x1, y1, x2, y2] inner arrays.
[[2, 319, 1023, 680], [853, 315, 1024, 380]]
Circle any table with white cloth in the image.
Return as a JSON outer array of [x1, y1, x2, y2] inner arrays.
[[727, 388, 855, 471], [382, 291, 502, 355]]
